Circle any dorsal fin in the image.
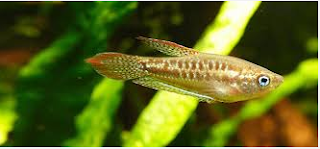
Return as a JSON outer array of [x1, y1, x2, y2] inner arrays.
[[136, 36, 199, 57]]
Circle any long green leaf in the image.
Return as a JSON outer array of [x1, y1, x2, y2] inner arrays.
[[64, 79, 124, 147], [12, 2, 136, 146], [63, 2, 137, 147], [123, 1, 262, 147], [0, 98, 16, 145]]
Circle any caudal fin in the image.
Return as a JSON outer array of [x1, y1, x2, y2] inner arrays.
[[86, 52, 148, 80]]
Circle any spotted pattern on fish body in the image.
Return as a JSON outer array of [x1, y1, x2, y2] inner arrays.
[[86, 37, 284, 103]]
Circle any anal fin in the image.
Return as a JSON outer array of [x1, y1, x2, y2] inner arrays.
[[132, 77, 216, 103]]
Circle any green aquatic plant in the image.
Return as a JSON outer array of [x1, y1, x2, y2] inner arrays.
[[64, 79, 124, 146], [10, 2, 137, 146], [123, 1, 262, 147], [0, 97, 16, 145]]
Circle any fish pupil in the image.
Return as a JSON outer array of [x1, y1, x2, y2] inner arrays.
[[261, 78, 267, 82], [258, 75, 270, 87]]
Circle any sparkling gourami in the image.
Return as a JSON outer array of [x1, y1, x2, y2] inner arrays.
[[86, 37, 283, 103]]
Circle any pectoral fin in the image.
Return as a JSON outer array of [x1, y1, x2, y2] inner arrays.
[[132, 77, 216, 103], [136, 36, 199, 57]]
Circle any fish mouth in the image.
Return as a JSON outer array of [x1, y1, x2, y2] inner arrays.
[[274, 74, 284, 87], [278, 75, 284, 83]]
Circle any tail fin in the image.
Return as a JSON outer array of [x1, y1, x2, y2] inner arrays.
[[86, 52, 148, 80]]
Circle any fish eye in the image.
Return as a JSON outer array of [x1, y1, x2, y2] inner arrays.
[[258, 75, 270, 87]]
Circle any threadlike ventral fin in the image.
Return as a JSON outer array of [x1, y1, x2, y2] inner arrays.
[[132, 76, 216, 103], [136, 36, 199, 57]]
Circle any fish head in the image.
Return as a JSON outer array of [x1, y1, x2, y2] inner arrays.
[[242, 65, 284, 99], [220, 67, 283, 103]]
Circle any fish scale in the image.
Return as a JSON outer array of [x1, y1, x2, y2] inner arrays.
[[86, 37, 283, 103], [147, 56, 236, 83]]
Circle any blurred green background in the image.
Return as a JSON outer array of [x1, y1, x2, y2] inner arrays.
[[0, 1, 317, 147]]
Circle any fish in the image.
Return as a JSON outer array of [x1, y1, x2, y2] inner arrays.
[[86, 36, 284, 103]]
